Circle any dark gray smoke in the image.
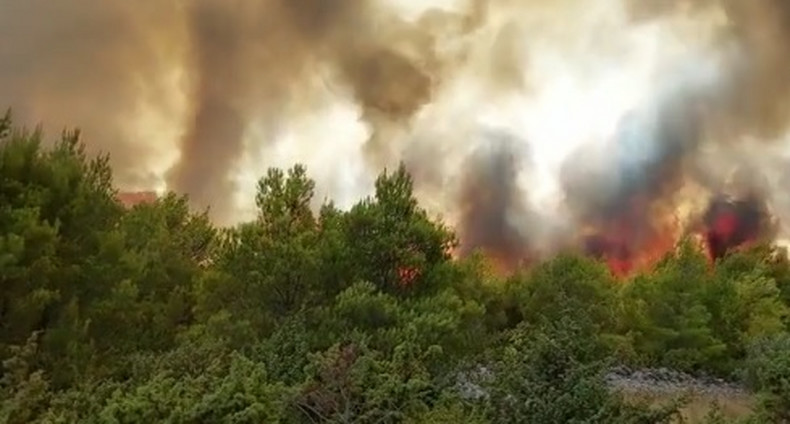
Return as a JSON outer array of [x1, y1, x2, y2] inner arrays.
[[456, 132, 537, 270]]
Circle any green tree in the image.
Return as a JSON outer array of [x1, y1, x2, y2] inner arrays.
[[0, 333, 51, 424], [344, 163, 457, 293], [294, 341, 438, 423], [703, 251, 788, 374], [743, 333, 790, 422], [717, 243, 790, 314], [86, 194, 216, 357], [508, 254, 619, 333], [621, 241, 726, 371], [484, 318, 679, 424], [5, 112, 789, 423], [202, 165, 320, 334], [0, 116, 125, 385]]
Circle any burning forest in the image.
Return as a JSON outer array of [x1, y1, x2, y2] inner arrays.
[[3, 0, 790, 277]]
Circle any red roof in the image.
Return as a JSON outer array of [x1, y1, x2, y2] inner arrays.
[[117, 191, 158, 208]]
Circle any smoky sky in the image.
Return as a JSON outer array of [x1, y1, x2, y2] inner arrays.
[[165, 0, 449, 221], [456, 131, 536, 267], [0, 0, 183, 188], [2, 0, 790, 261], [551, 0, 790, 264], [0, 0, 487, 223]]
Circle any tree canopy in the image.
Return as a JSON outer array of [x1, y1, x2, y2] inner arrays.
[[1, 114, 788, 423]]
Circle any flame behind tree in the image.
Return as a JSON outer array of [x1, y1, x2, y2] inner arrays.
[[2, 0, 790, 274]]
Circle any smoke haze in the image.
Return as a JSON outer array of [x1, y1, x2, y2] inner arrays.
[[2, 0, 790, 268]]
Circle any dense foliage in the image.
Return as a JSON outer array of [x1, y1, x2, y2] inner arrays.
[[1, 113, 789, 422]]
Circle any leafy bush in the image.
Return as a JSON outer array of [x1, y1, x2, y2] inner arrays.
[[1, 115, 789, 422]]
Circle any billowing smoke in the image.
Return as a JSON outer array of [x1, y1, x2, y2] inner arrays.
[[702, 193, 773, 260], [553, 0, 790, 273], [0, 0, 486, 222], [559, 54, 730, 274], [456, 131, 536, 272], [0, 1, 185, 188], [168, 1, 263, 220], [3, 0, 790, 272], [160, 0, 476, 221]]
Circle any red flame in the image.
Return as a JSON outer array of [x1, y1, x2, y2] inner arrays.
[[702, 195, 767, 261], [584, 226, 676, 278], [397, 266, 420, 287], [463, 191, 772, 279], [579, 193, 770, 277], [582, 195, 678, 278]]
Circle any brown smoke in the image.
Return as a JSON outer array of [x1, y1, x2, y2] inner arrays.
[[456, 132, 536, 271], [173, 0, 501, 222], [167, 0, 440, 221], [625, 0, 790, 140], [0, 0, 185, 188], [4, 0, 790, 272], [0, 0, 493, 223], [168, 0, 290, 222], [723, 0, 790, 140]]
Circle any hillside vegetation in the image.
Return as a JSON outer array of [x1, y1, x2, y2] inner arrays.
[[2, 113, 790, 423]]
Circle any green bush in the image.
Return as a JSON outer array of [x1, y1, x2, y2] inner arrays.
[[2, 114, 790, 422]]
